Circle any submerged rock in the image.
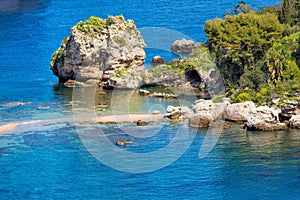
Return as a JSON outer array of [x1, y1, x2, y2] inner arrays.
[[116, 141, 134, 146], [245, 106, 287, 131], [50, 15, 146, 89]]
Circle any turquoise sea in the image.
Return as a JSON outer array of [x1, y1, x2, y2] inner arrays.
[[1, 0, 300, 199]]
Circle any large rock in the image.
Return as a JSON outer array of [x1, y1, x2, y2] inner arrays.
[[187, 99, 228, 128], [279, 100, 300, 121], [50, 16, 146, 89], [170, 39, 195, 54], [191, 99, 229, 120], [165, 105, 193, 120], [289, 115, 300, 129], [225, 101, 256, 122], [245, 106, 287, 131], [189, 113, 213, 128]]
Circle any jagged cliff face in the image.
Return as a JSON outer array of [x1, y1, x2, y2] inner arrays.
[[50, 16, 146, 88]]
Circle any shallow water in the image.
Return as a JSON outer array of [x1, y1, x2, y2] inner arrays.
[[0, 123, 299, 199], [1, 0, 300, 199]]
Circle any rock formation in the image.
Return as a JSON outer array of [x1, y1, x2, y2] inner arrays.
[[187, 99, 228, 128], [50, 16, 216, 91], [245, 106, 287, 131], [170, 39, 195, 54], [289, 115, 300, 129], [50, 15, 146, 89], [150, 56, 165, 66], [279, 100, 300, 122], [165, 105, 193, 120], [225, 101, 256, 122]]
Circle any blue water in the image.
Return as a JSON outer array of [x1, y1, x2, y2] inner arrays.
[[2, 0, 300, 199]]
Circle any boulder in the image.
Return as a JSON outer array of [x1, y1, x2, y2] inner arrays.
[[150, 56, 165, 66], [225, 101, 256, 122], [170, 39, 194, 54], [139, 89, 150, 96], [189, 113, 213, 128], [136, 119, 148, 126], [50, 16, 146, 89], [245, 106, 287, 131], [191, 99, 229, 120], [165, 105, 193, 120], [289, 115, 300, 129], [279, 100, 300, 121]]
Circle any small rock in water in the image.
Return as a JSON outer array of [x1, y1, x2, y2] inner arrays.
[[150, 56, 165, 66], [139, 89, 150, 96], [136, 119, 148, 126], [116, 141, 134, 146], [151, 110, 162, 115]]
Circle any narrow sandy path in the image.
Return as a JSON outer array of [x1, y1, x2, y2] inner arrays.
[[0, 114, 165, 134]]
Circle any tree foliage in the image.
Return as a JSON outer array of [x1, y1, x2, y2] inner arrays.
[[291, 0, 300, 25], [280, 0, 292, 24], [264, 32, 300, 83], [205, 11, 284, 84]]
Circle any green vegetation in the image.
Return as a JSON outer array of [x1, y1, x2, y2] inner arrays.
[[280, 0, 292, 24], [236, 92, 251, 103], [167, 44, 215, 72], [75, 16, 107, 34], [205, 11, 284, 84], [51, 36, 69, 66], [202, 1, 300, 105], [74, 15, 125, 35]]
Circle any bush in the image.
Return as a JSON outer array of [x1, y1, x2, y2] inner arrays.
[[236, 92, 251, 103], [239, 69, 267, 90]]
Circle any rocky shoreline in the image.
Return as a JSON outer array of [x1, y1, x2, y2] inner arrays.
[[164, 99, 300, 131], [49, 15, 300, 132]]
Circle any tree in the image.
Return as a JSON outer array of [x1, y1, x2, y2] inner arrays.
[[264, 32, 300, 83], [291, 0, 300, 25], [280, 0, 292, 24], [205, 11, 284, 84]]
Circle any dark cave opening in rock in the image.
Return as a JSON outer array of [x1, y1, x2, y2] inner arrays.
[[185, 69, 201, 88]]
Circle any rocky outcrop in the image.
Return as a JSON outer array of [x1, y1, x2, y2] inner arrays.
[[289, 115, 300, 129], [170, 39, 195, 54], [165, 106, 193, 120], [245, 106, 287, 131], [50, 16, 146, 89], [191, 99, 229, 120], [225, 101, 256, 122], [189, 113, 213, 128], [187, 99, 228, 128], [279, 100, 300, 122], [150, 56, 165, 66]]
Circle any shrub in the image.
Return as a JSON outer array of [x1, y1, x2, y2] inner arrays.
[[236, 92, 251, 103]]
